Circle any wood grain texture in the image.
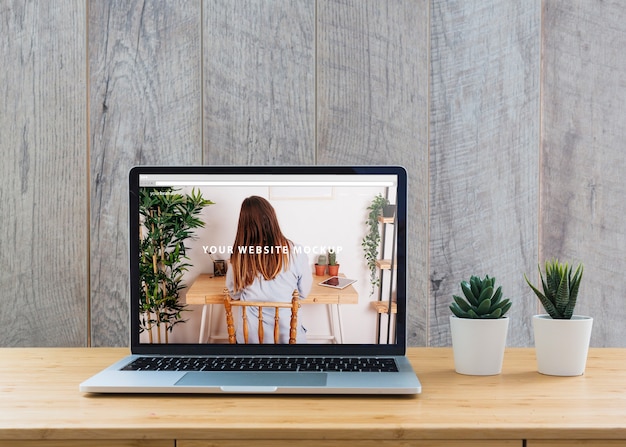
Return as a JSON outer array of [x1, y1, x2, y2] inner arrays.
[[0, 441, 522, 447], [541, 0, 626, 347], [317, 0, 429, 345], [6, 442, 172, 447], [180, 442, 520, 447], [0, 0, 87, 346], [528, 442, 626, 447], [203, 0, 315, 165], [89, 0, 202, 346], [3, 347, 626, 441], [5, 1, 626, 349], [429, 0, 541, 346]]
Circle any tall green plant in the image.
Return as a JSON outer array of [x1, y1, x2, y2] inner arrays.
[[524, 259, 583, 320], [361, 194, 389, 297], [139, 187, 213, 343]]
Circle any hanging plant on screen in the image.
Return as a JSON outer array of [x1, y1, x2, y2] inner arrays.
[[139, 187, 213, 343], [362, 194, 389, 297]]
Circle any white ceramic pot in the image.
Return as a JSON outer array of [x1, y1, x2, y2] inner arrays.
[[450, 315, 509, 375], [533, 314, 593, 376]]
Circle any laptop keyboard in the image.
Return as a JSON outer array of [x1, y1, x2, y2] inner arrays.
[[121, 356, 399, 373]]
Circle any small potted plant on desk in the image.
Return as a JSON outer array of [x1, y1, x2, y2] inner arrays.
[[524, 259, 592, 376], [449, 274, 512, 375], [315, 254, 327, 276], [328, 249, 340, 276]]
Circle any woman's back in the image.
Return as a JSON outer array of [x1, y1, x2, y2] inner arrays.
[[225, 196, 312, 343]]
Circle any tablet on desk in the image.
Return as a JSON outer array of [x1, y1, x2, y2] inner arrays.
[[318, 276, 356, 289]]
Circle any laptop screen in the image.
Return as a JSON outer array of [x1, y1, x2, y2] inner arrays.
[[129, 166, 407, 356]]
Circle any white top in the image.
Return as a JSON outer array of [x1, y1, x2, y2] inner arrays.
[[225, 245, 312, 343]]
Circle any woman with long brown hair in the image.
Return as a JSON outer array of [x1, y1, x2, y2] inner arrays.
[[225, 196, 312, 343]]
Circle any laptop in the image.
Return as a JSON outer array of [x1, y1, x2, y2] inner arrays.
[[80, 165, 421, 394]]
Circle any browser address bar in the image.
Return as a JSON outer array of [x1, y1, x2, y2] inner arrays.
[[153, 181, 395, 186]]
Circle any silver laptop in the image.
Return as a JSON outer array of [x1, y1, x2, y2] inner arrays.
[[80, 165, 421, 394]]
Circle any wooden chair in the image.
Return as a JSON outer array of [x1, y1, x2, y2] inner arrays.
[[223, 289, 300, 344]]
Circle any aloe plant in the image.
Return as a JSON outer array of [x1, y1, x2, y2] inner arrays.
[[524, 259, 583, 320], [450, 275, 512, 319]]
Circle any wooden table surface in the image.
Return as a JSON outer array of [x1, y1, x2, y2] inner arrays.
[[185, 273, 359, 305], [1, 348, 625, 445], [185, 273, 359, 343]]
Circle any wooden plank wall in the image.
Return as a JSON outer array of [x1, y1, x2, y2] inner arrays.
[[88, 0, 202, 346], [0, 0, 87, 346], [429, 0, 541, 346], [542, 0, 626, 346], [203, 0, 316, 165], [2, 0, 624, 348], [316, 1, 429, 344]]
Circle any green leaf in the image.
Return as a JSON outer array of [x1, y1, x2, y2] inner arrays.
[[489, 298, 503, 313], [526, 272, 560, 318], [492, 284, 502, 299], [461, 281, 478, 306], [450, 303, 469, 318], [564, 263, 583, 319], [470, 276, 480, 298], [546, 260, 561, 302], [499, 301, 512, 316], [467, 309, 480, 319], [490, 286, 502, 307], [555, 268, 571, 315], [453, 295, 471, 312], [477, 285, 494, 304], [487, 308, 502, 319], [525, 273, 546, 302], [477, 298, 492, 315], [540, 293, 562, 319]]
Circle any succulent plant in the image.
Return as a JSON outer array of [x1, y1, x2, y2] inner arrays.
[[524, 259, 583, 320], [450, 275, 512, 319], [328, 250, 337, 266], [317, 254, 327, 265]]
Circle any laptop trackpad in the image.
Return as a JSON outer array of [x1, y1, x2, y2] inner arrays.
[[176, 372, 327, 391]]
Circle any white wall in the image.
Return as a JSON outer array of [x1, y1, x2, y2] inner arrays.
[[158, 184, 394, 344]]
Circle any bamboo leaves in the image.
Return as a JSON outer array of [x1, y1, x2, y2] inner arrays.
[[139, 187, 214, 342]]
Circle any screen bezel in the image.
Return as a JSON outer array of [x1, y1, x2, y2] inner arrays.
[[129, 165, 408, 356]]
